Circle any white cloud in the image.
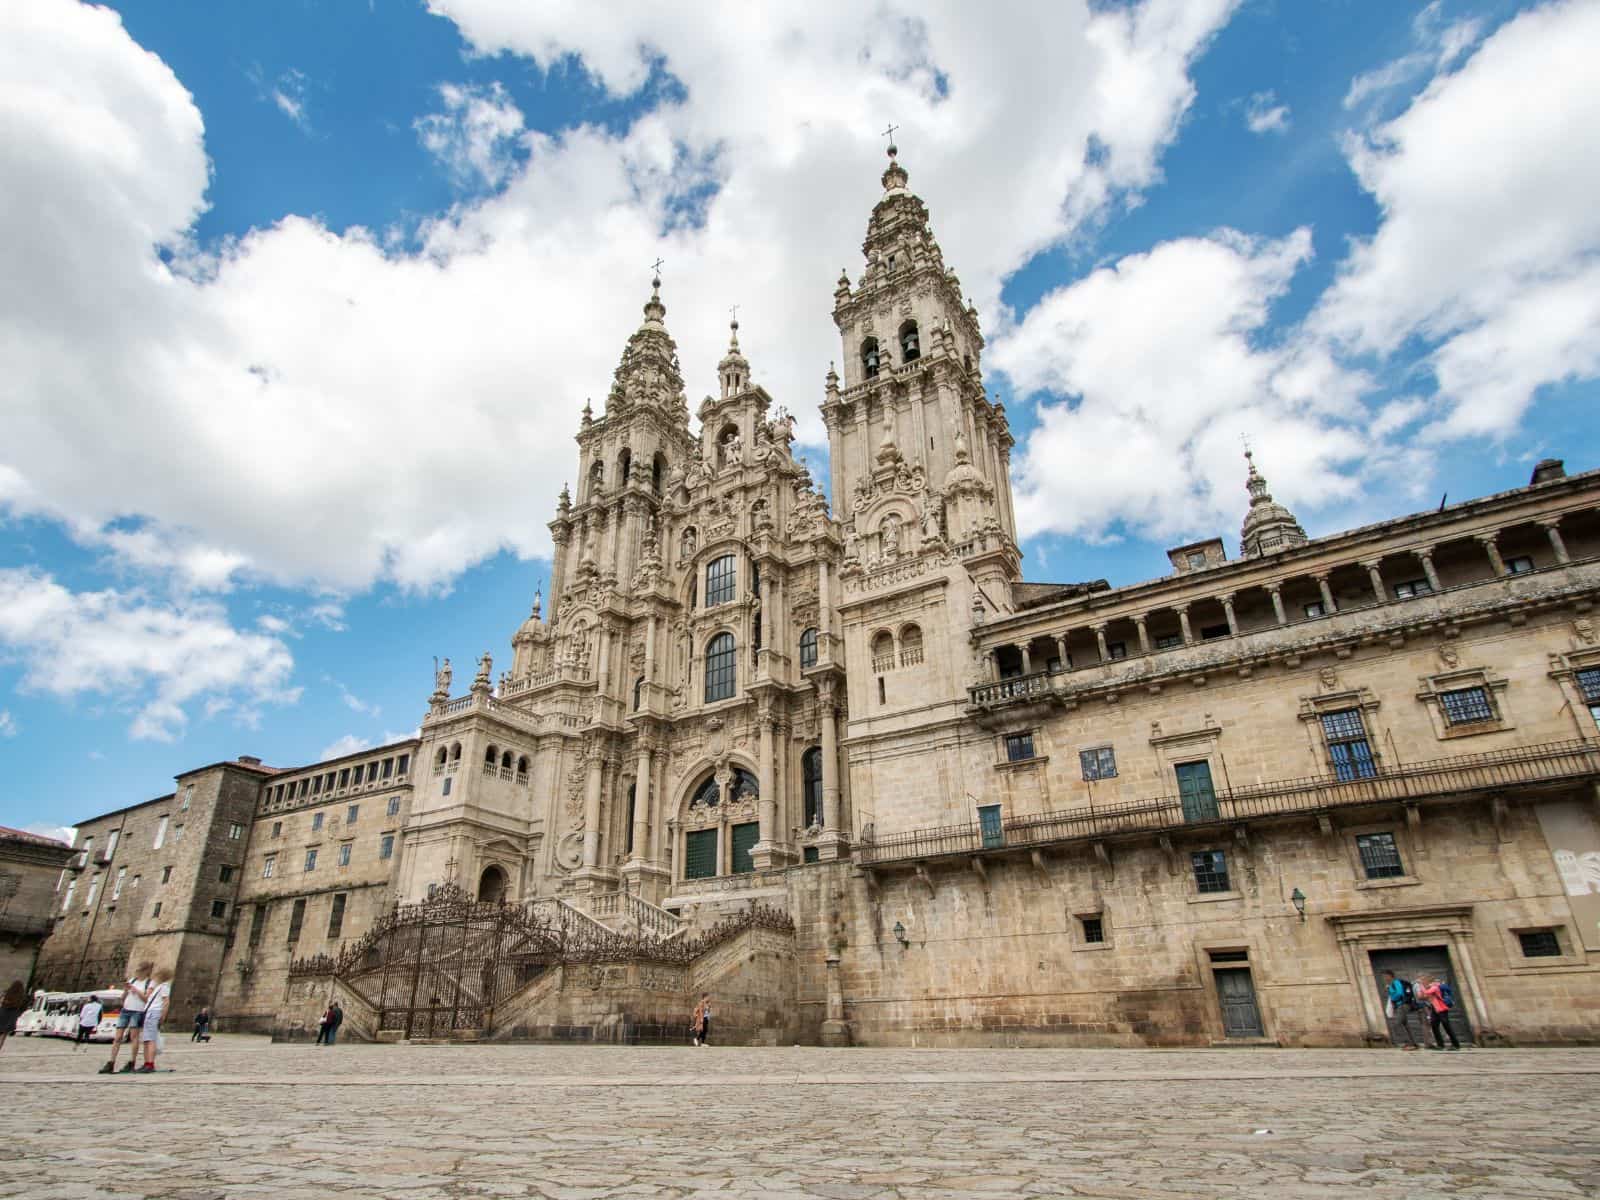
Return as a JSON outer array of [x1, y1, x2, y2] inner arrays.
[[269, 67, 311, 132], [19, 823, 74, 846], [0, 567, 299, 742], [1343, 2, 1481, 112], [319, 733, 371, 760], [994, 229, 1373, 545], [1316, 0, 1600, 439], [328, 677, 379, 717], [87, 749, 105, 761], [0, 0, 1240, 597], [0, 710, 15, 738], [415, 82, 525, 188], [1243, 90, 1289, 134]]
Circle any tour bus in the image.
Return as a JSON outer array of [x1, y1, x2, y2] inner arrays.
[[17, 989, 122, 1041]]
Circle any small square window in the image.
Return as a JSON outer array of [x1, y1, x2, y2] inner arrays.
[[347, 804, 359, 825], [271, 821, 282, 838], [1303, 601, 1326, 618], [1393, 579, 1431, 599], [387, 796, 401, 817], [1106, 641, 1127, 660], [1186, 551, 1206, 570], [1356, 832, 1405, 879], [312, 812, 325, 832], [1439, 686, 1495, 726], [1080, 915, 1105, 944], [210, 899, 227, 919], [1079, 747, 1117, 781], [1004, 732, 1035, 762], [1192, 850, 1230, 894], [304, 848, 318, 872], [219, 865, 234, 883], [228, 823, 244, 840], [1518, 929, 1561, 958], [1506, 556, 1535, 575]]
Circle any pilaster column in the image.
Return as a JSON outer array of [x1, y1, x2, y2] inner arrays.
[[1316, 574, 1337, 614], [817, 558, 833, 663], [581, 754, 605, 868], [1054, 635, 1070, 670], [757, 709, 777, 846], [1177, 606, 1194, 645], [595, 622, 612, 693], [1220, 595, 1238, 636], [820, 688, 841, 833], [1019, 645, 1033, 674], [1093, 625, 1110, 664], [1267, 586, 1287, 626], [631, 741, 652, 862], [988, 650, 1000, 681], [1417, 548, 1442, 594], [1541, 519, 1570, 564], [1362, 561, 1386, 602], [1134, 616, 1151, 654], [1478, 533, 1507, 577]]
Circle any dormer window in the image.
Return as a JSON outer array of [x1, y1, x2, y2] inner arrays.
[[899, 321, 920, 362], [862, 337, 881, 379]]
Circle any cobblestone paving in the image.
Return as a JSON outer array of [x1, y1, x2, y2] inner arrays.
[[6, 1036, 1599, 1198]]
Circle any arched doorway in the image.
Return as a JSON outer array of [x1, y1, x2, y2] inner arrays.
[[477, 864, 509, 904]]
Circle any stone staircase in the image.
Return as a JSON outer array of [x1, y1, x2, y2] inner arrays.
[[576, 891, 689, 941]]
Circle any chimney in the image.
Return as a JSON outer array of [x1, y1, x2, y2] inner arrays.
[[1530, 458, 1565, 485], [237, 755, 262, 766]]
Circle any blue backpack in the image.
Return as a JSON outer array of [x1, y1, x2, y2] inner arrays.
[[1438, 982, 1454, 1009]]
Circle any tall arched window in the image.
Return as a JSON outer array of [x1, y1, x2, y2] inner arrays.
[[652, 452, 667, 495], [477, 865, 507, 904], [618, 448, 632, 485], [625, 783, 637, 854], [484, 745, 499, 766], [501, 750, 514, 770], [799, 627, 819, 668], [802, 747, 823, 828], [704, 632, 736, 702], [900, 623, 924, 667], [450, 742, 462, 762], [586, 460, 604, 499], [899, 320, 920, 362], [861, 337, 881, 379], [435, 747, 448, 767], [871, 630, 895, 671], [705, 554, 736, 606], [633, 675, 645, 711]]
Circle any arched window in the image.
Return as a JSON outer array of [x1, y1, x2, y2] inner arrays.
[[435, 747, 448, 767], [861, 337, 881, 379], [484, 745, 499, 766], [799, 627, 819, 668], [704, 632, 736, 702], [450, 742, 462, 762], [586, 460, 604, 499], [871, 630, 895, 671], [477, 865, 508, 904], [618, 448, 632, 485], [802, 747, 823, 828], [501, 750, 514, 770], [633, 675, 645, 711], [729, 767, 759, 800], [652, 452, 667, 495], [899, 320, 920, 363], [516, 756, 529, 777], [625, 783, 637, 854], [900, 623, 923, 667], [692, 776, 721, 807], [705, 554, 736, 606]]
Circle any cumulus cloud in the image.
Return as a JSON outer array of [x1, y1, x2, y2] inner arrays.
[[995, 229, 1371, 544], [0, 0, 1240, 601], [1243, 90, 1289, 134], [1316, 0, 1600, 439], [20, 823, 75, 846], [0, 568, 299, 742], [415, 81, 525, 188], [319, 733, 371, 760]]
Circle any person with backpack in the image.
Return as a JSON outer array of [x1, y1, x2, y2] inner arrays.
[[1416, 973, 1461, 1051], [1381, 970, 1421, 1050]]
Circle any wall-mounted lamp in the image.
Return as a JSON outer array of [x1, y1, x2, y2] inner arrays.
[[1290, 888, 1307, 922], [892, 920, 908, 947]]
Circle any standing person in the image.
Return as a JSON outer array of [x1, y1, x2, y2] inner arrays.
[[326, 1001, 343, 1046], [1416, 973, 1462, 1051], [314, 1004, 333, 1045], [100, 961, 152, 1074], [192, 1006, 211, 1043], [0, 981, 25, 1052], [137, 968, 173, 1073], [691, 994, 712, 1047], [1381, 970, 1421, 1050], [76, 995, 103, 1050]]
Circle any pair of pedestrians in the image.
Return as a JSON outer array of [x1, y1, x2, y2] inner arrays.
[[314, 1001, 344, 1045], [98, 962, 173, 1074], [1382, 969, 1462, 1051]]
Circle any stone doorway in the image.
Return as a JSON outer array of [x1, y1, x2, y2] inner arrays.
[[478, 865, 508, 903], [1370, 946, 1475, 1045]]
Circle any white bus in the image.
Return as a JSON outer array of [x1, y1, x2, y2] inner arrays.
[[17, 989, 123, 1041]]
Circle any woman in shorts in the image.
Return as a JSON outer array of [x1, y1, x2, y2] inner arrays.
[[138, 967, 174, 1073]]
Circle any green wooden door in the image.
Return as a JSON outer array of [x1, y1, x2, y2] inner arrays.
[[1176, 761, 1219, 822], [730, 822, 760, 874], [684, 829, 718, 879]]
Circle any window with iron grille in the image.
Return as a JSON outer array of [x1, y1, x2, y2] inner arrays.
[[1320, 708, 1377, 781], [704, 632, 737, 702], [327, 893, 347, 939], [1439, 685, 1494, 725], [799, 627, 819, 668], [287, 897, 306, 944], [1080, 915, 1105, 944], [1518, 929, 1561, 958], [730, 822, 760, 875], [705, 555, 736, 606], [684, 829, 718, 880], [247, 903, 266, 947], [1578, 668, 1600, 725], [1004, 732, 1036, 762], [1080, 747, 1117, 781], [1191, 849, 1230, 894], [1356, 832, 1405, 879]]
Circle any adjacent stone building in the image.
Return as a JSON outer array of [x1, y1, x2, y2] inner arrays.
[[32, 146, 1600, 1045], [0, 826, 73, 989]]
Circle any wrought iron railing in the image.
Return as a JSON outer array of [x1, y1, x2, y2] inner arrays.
[[857, 737, 1600, 866]]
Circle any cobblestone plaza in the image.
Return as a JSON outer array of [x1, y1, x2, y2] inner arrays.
[[7, 1037, 1599, 1198]]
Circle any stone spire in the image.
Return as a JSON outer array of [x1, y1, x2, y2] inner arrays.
[[718, 309, 749, 398], [1239, 449, 1309, 558], [604, 269, 687, 419]]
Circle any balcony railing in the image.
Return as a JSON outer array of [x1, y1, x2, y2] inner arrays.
[[970, 671, 1053, 705], [857, 737, 1600, 867]]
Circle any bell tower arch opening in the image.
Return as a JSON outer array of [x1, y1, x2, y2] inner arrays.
[[477, 864, 508, 904]]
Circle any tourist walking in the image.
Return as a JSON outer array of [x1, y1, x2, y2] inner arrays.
[[314, 1004, 333, 1045], [1416, 973, 1461, 1051], [691, 994, 712, 1047], [138, 968, 173, 1073], [1381, 970, 1421, 1050], [100, 960, 153, 1074], [326, 1001, 343, 1046], [0, 981, 25, 1051], [75, 995, 103, 1050], [192, 1006, 211, 1042]]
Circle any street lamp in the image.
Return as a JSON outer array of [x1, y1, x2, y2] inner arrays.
[[1291, 888, 1307, 922], [892, 920, 908, 947]]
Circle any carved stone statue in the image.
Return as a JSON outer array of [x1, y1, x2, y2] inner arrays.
[[723, 430, 743, 469], [881, 513, 903, 560], [473, 651, 493, 690], [434, 657, 453, 697]]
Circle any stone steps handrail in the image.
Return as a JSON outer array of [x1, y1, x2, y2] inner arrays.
[[623, 892, 689, 942], [858, 736, 1600, 866]]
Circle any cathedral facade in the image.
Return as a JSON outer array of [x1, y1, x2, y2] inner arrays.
[[36, 149, 1600, 1046]]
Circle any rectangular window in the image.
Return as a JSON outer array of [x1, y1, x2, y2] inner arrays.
[[1107, 641, 1127, 660], [161, 865, 172, 884], [153, 815, 169, 849], [304, 848, 318, 872], [312, 812, 324, 832], [1080, 915, 1105, 944], [104, 830, 119, 860], [152, 901, 163, 918], [1439, 685, 1495, 726], [338, 843, 352, 867], [287, 897, 306, 944], [397, 754, 410, 776], [978, 804, 1004, 849], [248, 904, 266, 947], [173, 823, 185, 844], [1355, 831, 1405, 879], [388, 796, 401, 817], [1154, 633, 1183, 650], [219, 864, 234, 883], [1320, 708, 1377, 781], [180, 785, 192, 811], [228, 822, 244, 840], [130, 874, 140, 890], [705, 554, 736, 606], [1004, 731, 1036, 762], [271, 821, 282, 838], [1176, 761, 1219, 822], [442, 777, 452, 796], [337, 768, 350, 789], [210, 899, 227, 919], [1080, 747, 1117, 781], [382, 758, 394, 779], [684, 828, 718, 880], [327, 893, 347, 939], [379, 834, 394, 861], [77, 836, 93, 867], [1303, 601, 1326, 618], [111, 867, 126, 900], [312, 775, 323, 795], [1518, 929, 1561, 958], [1191, 849, 1230, 894], [1393, 579, 1432, 599], [347, 804, 359, 825], [62, 882, 76, 913], [705, 634, 737, 702], [85, 876, 100, 909], [263, 854, 277, 878], [730, 821, 760, 875], [297, 779, 308, 799], [1576, 668, 1600, 726], [802, 845, 820, 864], [1506, 555, 1535, 574], [1200, 623, 1229, 641]]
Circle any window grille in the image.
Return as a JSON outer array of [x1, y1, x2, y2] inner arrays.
[[1004, 732, 1035, 762], [1518, 929, 1561, 958], [730, 822, 760, 875], [684, 829, 718, 880], [705, 555, 736, 606], [1080, 747, 1117, 780], [1081, 916, 1105, 944], [1439, 686, 1494, 725], [1191, 850, 1230, 894], [327, 893, 347, 939], [1356, 832, 1405, 879], [1320, 708, 1377, 780]]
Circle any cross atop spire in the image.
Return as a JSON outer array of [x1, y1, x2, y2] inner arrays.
[[882, 122, 899, 154], [650, 256, 665, 278]]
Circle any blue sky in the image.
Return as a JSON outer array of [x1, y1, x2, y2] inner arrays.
[[2, 0, 1597, 838]]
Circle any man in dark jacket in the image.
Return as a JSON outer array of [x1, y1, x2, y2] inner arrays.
[[326, 1001, 344, 1046]]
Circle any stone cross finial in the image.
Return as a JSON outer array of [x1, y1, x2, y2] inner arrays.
[[882, 122, 899, 150]]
